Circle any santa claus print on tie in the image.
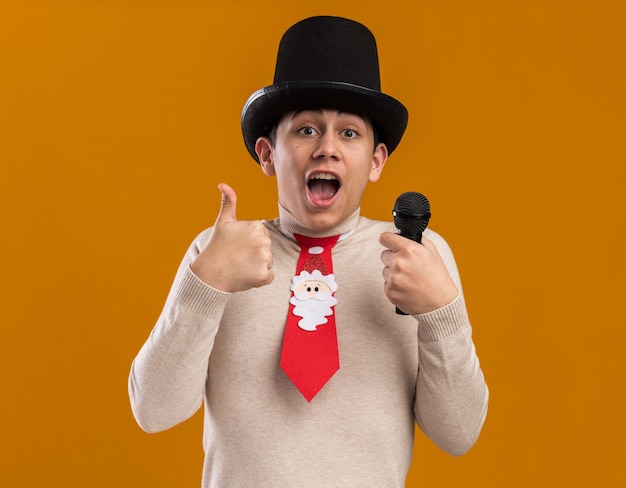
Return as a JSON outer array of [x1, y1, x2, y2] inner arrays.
[[289, 247, 338, 331]]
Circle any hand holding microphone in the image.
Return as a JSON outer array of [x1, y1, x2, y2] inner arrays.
[[380, 192, 458, 315]]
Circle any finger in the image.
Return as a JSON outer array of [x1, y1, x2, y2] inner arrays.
[[216, 183, 237, 224], [379, 231, 406, 252], [380, 248, 395, 267], [381, 263, 390, 283]]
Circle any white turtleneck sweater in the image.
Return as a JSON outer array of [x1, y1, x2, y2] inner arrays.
[[129, 207, 488, 487]]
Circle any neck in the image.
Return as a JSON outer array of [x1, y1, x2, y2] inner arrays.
[[278, 203, 360, 239]]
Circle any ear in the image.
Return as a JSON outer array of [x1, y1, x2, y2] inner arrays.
[[368, 142, 388, 183], [255, 137, 276, 176]]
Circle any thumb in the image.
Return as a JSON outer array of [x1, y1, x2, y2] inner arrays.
[[379, 231, 402, 251], [216, 182, 237, 224]]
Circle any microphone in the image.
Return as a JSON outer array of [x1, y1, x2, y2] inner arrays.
[[392, 192, 431, 315]]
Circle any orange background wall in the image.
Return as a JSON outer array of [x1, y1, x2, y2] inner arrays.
[[2, 1, 624, 486]]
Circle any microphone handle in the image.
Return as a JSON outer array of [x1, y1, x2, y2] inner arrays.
[[395, 231, 423, 315]]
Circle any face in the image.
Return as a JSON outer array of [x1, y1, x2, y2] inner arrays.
[[293, 280, 332, 299], [255, 109, 388, 231]]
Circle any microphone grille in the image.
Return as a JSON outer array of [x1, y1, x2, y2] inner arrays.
[[393, 192, 431, 236]]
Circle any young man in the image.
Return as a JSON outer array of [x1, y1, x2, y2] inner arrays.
[[129, 16, 488, 487]]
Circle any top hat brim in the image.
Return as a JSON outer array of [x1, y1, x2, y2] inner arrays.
[[241, 81, 408, 163]]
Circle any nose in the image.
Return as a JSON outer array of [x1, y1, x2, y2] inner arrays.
[[312, 131, 340, 160]]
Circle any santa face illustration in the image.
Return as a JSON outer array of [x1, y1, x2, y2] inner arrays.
[[290, 269, 338, 331]]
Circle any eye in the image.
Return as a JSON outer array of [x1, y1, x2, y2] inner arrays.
[[314, 286, 319, 292], [342, 128, 359, 138], [306, 286, 312, 292], [298, 126, 318, 136]]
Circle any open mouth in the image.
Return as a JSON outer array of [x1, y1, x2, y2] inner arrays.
[[307, 172, 341, 203]]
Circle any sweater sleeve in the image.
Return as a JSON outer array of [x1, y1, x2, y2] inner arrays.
[[128, 228, 230, 433], [413, 231, 489, 455]]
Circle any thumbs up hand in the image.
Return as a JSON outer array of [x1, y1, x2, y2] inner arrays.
[[190, 183, 274, 292]]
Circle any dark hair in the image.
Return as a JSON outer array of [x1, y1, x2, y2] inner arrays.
[[267, 122, 278, 146]]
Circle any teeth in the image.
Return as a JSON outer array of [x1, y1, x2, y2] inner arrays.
[[310, 173, 337, 181]]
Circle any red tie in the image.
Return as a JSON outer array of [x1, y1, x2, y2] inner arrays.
[[280, 234, 340, 401]]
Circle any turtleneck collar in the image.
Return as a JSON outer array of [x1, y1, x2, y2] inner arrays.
[[277, 203, 360, 241]]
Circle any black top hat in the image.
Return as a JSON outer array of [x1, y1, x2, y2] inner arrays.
[[241, 16, 408, 163]]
